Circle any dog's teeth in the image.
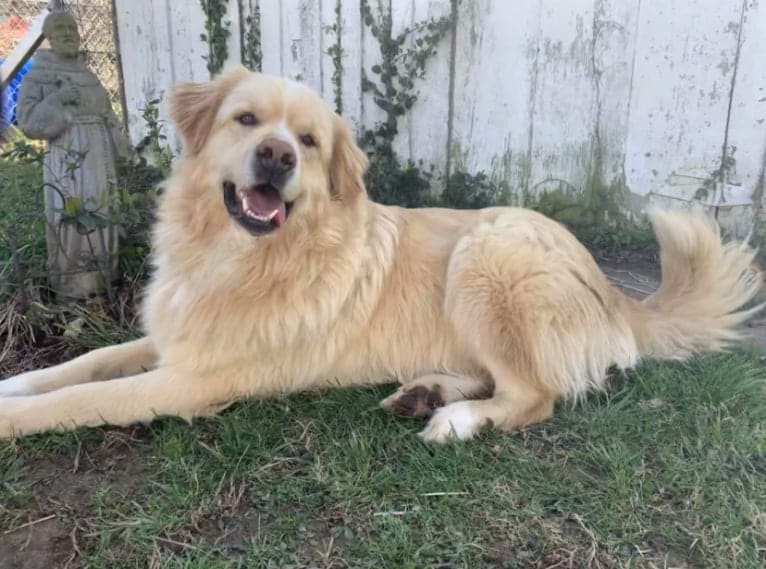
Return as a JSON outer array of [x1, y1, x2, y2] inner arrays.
[[267, 209, 279, 221], [244, 208, 270, 222]]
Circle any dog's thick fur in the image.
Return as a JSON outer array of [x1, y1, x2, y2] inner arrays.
[[0, 68, 762, 441]]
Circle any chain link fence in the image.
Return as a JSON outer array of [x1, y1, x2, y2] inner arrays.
[[1, 0, 123, 126]]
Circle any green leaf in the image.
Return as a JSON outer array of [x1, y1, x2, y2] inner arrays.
[[63, 197, 84, 217]]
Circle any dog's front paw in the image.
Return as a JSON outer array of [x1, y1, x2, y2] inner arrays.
[[418, 401, 484, 443]]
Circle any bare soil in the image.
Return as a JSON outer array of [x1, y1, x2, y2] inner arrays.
[[0, 431, 150, 569]]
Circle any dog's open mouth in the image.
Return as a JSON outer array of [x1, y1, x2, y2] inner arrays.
[[223, 181, 292, 235]]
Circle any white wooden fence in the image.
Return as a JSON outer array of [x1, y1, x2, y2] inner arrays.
[[113, 0, 766, 233]]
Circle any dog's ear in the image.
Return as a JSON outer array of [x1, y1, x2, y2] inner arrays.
[[330, 115, 368, 204], [169, 67, 249, 154]]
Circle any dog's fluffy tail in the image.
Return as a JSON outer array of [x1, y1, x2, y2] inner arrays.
[[625, 210, 764, 360]]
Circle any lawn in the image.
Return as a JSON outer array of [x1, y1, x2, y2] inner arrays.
[[1, 351, 765, 568], [0, 157, 45, 267], [1, 157, 765, 568]]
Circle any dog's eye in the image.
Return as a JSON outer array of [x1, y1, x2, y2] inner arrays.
[[236, 112, 258, 126], [300, 134, 317, 147]]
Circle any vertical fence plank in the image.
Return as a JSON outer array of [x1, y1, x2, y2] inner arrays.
[[360, 0, 387, 141], [338, 0, 363, 134], [390, 0, 415, 162], [115, 0, 174, 145], [528, 0, 640, 195], [408, 0, 453, 181], [624, 0, 743, 207], [528, 0, 596, 195], [595, 0, 641, 188], [280, 0, 322, 90], [450, 0, 541, 200], [721, 0, 766, 206], [386, 0, 453, 177], [320, 0, 338, 106], [711, 0, 766, 235], [259, 0, 281, 75], [223, 0, 242, 70], [168, 1, 209, 83]]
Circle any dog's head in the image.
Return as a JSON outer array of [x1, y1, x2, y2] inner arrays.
[[169, 67, 368, 237]]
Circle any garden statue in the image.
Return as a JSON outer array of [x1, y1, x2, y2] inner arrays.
[[16, 10, 129, 299]]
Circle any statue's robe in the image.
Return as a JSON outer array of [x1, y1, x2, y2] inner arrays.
[[17, 50, 127, 298]]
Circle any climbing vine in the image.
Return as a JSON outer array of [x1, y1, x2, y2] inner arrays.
[[359, 0, 453, 206], [324, 0, 344, 113], [241, 2, 262, 71], [200, 0, 231, 75]]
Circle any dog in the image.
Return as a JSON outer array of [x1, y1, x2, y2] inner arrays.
[[0, 67, 762, 442]]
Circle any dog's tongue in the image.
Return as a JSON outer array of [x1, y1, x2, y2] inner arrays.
[[241, 187, 286, 226]]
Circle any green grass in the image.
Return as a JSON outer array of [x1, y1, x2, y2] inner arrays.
[[0, 158, 45, 267], [2, 351, 765, 568]]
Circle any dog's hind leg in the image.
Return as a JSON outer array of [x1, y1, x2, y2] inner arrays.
[[419, 218, 634, 443], [0, 337, 158, 397], [0, 364, 237, 438], [379, 373, 492, 418], [418, 355, 555, 443]]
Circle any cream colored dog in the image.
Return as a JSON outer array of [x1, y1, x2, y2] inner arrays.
[[0, 67, 762, 442]]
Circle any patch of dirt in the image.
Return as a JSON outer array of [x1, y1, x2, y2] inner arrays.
[[598, 256, 766, 352], [599, 257, 661, 300], [0, 341, 83, 379], [0, 429, 151, 569], [160, 484, 354, 565]]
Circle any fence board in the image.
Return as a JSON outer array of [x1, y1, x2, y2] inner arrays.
[[223, 0, 242, 72], [360, 0, 387, 141], [168, 1, 209, 83], [259, 0, 281, 75], [392, 0, 452, 178], [280, 0, 322, 90], [723, 0, 766, 204], [115, 0, 174, 145], [337, 0, 364, 134], [624, 0, 743, 206], [450, 0, 540, 199]]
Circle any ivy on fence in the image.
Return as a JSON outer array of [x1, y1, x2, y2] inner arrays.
[[200, 0, 231, 75]]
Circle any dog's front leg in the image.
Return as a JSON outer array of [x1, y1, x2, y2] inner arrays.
[[0, 365, 238, 438], [0, 337, 158, 397]]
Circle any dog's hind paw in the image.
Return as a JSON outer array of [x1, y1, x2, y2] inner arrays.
[[418, 401, 485, 443], [380, 384, 444, 418]]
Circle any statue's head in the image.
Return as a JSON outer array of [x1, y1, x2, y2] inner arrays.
[[43, 11, 80, 59]]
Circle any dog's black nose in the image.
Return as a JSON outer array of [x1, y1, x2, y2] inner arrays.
[[256, 138, 296, 180]]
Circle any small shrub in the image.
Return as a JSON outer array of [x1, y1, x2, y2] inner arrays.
[[441, 170, 509, 210]]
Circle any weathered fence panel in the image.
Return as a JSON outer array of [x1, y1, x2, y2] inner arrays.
[[113, 0, 766, 232], [115, 0, 208, 145], [625, 0, 742, 212]]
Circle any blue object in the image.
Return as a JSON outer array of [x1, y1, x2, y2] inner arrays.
[[1, 57, 34, 128]]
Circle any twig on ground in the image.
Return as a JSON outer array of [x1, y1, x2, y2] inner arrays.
[[3, 514, 57, 534], [72, 441, 82, 473], [373, 507, 419, 517], [155, 536, 197, 550]]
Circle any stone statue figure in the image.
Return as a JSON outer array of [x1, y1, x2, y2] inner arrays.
[[17, 10, 129, 299]]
